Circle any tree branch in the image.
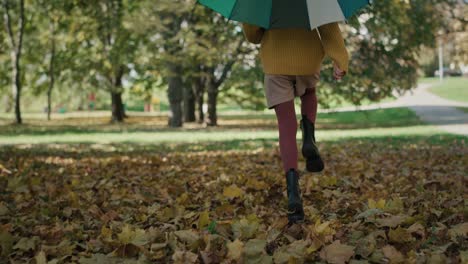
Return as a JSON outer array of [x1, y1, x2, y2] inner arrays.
[[16, 0, 25, 56], [214, 38, 244, 87], [2, 0, 16, 49]]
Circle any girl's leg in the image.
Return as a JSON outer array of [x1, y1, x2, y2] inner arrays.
[[299, 86, 324, 172], [274, 100, 298, 173], [300, 87, 318, 122]]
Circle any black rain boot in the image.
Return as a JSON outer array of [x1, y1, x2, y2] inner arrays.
[[286, 169, 304, 224], [300, 115, 324, 172]]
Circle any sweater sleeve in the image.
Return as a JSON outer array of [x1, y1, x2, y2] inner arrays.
[[317, 22, 349, 73], [242, 23, 265, 44]]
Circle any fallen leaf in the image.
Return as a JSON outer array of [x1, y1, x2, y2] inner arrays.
[[0, 229, 13, 257], [382, 245, 404, 263], [172, 250, 198, 264], [384, 198, 404, 214], [407, 223, 425, 238], [232, 218, 259, 240], [35, 250, 47, 264], [13, 237, 39, 252], [355, 235, 376, 258], [174, 229, 200, 249], [319, 240, 354, 264], [388, 227, 413, 243], [226, 239, 244, 261], [246, 178, 268, 191], [223, 185, 244, 199], [244, 239, 272, 264], [448, 222, 468, 241], [198, 211, 210, 230], [368, 198, 386, 210], [460, 250, 468, 264], [117, 224, 148, 246], [355, 208, 384, 220], [273, 240, 308, 263], [0, 203, 9, 216], [375, 215, 407, 228]]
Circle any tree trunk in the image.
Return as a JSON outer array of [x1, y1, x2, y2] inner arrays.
[[111, 92, 125, 122], [47, 85, 53, 121], [111, 66, 126, 123], [3, 0, 25, 124], [167, 65, 183, 127], [184, 85, 196, 122], [197, 93, 204, 124], [47, 22, 56, 121], [12, 53, 22, 124], [193, 78, 205, 124], [206, 80, 218, 127]]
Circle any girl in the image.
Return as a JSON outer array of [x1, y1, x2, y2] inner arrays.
[[242, 22, 349, 223]]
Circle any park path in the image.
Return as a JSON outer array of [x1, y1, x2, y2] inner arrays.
[[322, 82, 468, 136]]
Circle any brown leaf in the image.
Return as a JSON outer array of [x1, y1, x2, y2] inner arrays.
[[407, 223, 425, 238], [172, 250, 198, 264], [375, 215, 407, 228], [388, 227, 413, 243], [382, 245, 404, 263], [448, 222, 468, 241], [319, 240, 355, 264], [273, 240, 308, 263], [226, 239, 244, 261]]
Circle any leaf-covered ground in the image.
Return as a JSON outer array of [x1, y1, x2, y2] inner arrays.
[[0, 138, 467, 263]]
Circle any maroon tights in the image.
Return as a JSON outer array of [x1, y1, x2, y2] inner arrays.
[[274, 88, 318, 173]]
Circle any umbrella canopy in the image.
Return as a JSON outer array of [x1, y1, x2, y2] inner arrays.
[[198, 0, 370, 29]]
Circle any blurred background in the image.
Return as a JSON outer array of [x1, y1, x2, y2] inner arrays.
[[0, 0, 466, 131]]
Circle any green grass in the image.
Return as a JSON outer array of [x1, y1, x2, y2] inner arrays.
[[318, 107, 422, 128], [0, 107, 422, 135], [419, 77, 442, 84], [0, 106, 458, 146], [0, 134, 464, 155], [428, 77, 468, 102], [456, 107, 468, 113], [0, 125, 444, 145]]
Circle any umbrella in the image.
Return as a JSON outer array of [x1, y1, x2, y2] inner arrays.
[[198, 0, 371, 30]]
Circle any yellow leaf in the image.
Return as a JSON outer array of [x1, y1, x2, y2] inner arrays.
[[198, 211, 210, 230], [313, 219, 335, 236], [100, 226, 113, 242], [315, 221, 331, 234], [389, 227, 413, 243], [223, 185, 244, 199], [246, 178, 267, 190], [384, 197, 404, 214], [35, 250, 47, 264], [117, 224, 148, 246], [69, 191, 80, 207], [368, 198, 386, 209], [227, 239, 244, 260], [176, 193, 189, 204]]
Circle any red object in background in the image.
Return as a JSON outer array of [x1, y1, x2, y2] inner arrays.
[[88, 93, 96, 102], [144, 103, 152, 112]]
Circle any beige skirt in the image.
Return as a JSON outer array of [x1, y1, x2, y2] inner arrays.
[[264, 73, 320, 109]]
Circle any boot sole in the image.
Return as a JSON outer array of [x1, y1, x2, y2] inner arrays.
[[288, 204, 305, 223], [288, 214, 305, 224], [302, 142, 324, 173]]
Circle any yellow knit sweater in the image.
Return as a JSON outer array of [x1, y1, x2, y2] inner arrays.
[[242, 23, 349, 75]]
